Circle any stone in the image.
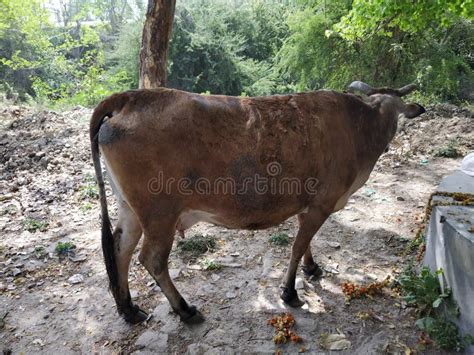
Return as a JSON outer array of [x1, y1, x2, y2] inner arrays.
[[130, 290, 139, 300], [328, 241, 341, 249], [295, 277, 304, 290], [11, 268, 22, 277], [135, 331, 168, 352], [226, 291, 237, 299], [68, 274, 84, 284], [185, 343, 212, 355], [169, 268, 181, 280]]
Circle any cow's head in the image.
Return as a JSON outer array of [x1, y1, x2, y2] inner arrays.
[[347, 81, 425, 119]]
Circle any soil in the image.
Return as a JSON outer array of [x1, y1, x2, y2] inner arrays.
[[0, 102, 472, 354]]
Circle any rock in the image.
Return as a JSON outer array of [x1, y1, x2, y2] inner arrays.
[[32, 338, 45, 347], [211, 274, 220, 282], [39, 157, 49, 168], [0, 194, 13, 202], [396, 196, 405, 201], [169, 268, 181, 280], [226, 291, 237, 299], [135, 331, 168, 352], [11, 268, 22, 277], [295, 277, 304, 290], [0, 283, 6, 292], [186, 343, 212, 355], [68, 254, 87, 263], [153, 303, 171, 320], [130, 290, 139, 300], [68, 274, 84, 284], [17, 178, 27, 186], [328, 241, 341, 249]]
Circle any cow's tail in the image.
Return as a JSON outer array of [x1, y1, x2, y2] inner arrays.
[[90, 93, 129, 299]]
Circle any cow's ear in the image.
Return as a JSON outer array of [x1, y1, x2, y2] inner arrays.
[[404, 103, 425, 118]]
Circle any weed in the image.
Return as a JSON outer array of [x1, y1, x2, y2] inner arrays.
[[34, 246, 47, 259], [397, 264, 474, 351], [416, 317, 474, 352], [1, 204, 17, 216], [80, 175, 99, 200], [80, 202, 93, 212], [434, 140, 461, 158], [22, 218, 48, 232], [55, 241, 76, 256], [177, 234, 216, 256], [202, 258, 223, 271], [269, 233, 290, 246]]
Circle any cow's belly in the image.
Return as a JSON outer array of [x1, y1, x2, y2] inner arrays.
[[176, 204, 306, 232], [333, 169, 371, 212]]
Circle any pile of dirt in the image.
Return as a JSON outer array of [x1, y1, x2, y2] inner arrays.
[[393, 103, 472, 157]]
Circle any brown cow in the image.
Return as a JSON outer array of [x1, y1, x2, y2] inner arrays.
[[90, 81, 424, 324]]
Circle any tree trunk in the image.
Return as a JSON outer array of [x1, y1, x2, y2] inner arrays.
[[139, 0, 176, 89]]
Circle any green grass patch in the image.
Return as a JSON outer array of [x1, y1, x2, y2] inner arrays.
[[177, 234, 216, 256], [80, 202, 93, 212], [22, 218, 49, 233], [269, 232, 290, 246], [202, 258, 223, 271], [55, 241, 76, 256], [79, 175, 99, 200], [434, 140, 461, 158], [34, 246, 47, 259]]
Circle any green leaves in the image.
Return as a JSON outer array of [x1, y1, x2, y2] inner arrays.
[[398, 265, 473, 351], [334, 0, 471, 41]]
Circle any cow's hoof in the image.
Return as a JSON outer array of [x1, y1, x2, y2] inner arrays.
[[123, 305, 148, 324], [281, 287, 305, 308], [180, 305, 205, 324], [302, 263, 323, 280]]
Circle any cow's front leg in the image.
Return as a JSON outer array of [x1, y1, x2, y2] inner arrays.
[[302, 246, 323, 279], [139, 216, 204, 324], [281, 209, 329, 307]]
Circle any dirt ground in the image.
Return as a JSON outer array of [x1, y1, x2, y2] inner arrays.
[[0, 102, 472, 354]]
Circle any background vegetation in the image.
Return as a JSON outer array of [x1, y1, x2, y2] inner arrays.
[[0, 0, 472, 107]]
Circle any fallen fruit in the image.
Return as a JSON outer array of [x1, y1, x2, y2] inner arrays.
[[342, 276, 391, 302], [268, 313, 303, 345]]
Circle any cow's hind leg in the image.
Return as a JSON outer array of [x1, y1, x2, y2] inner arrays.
[[109, 201, 147, 323], [139, 216, 204, 324], [281, 210, 328, 307], [302, 246, 323, 279]]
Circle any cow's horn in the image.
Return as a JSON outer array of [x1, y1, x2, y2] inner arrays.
[[397, 83, 417, 97], [347, 81, 375, 95]]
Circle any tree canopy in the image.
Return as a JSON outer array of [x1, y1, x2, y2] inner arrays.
[[0, 0, 472, 105]]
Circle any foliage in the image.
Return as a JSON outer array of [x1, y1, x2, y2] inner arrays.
[[434, 139, 461, 158], [22, 217, 48, 232], [34, 246, 47, 259], [177, 234, 216, 256], [0, 0, 136, 106], [398, 264, 474, 351], [269, 232, 290, 246], [202, 258, 223, 271], [280, 0, 473, 100], [167, 0, 294, 96], [55, 241, 76, 256], [79, 175, 99, 199], [0, 0, 472, 105]]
